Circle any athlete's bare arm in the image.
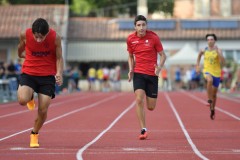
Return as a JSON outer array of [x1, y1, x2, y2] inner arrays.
[[196, 49, 204, 74], [215, 46, 225, 66], [155, 50, 167, 77], [128, 53, 134, 82], [18, 32, 26, 58], [55, 33, 64, 86]]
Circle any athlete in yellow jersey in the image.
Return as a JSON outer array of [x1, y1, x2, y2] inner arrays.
[[196, 34, 225, 120]]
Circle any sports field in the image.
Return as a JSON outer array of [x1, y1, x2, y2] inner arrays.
[[0, 91, 240, 160]]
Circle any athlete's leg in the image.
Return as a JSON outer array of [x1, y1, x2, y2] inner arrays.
[[146, 97, 157, 111], [135, 89, 146, 129], [32, 93, 51, 133], [212, 87, 218, 109], [17, 85, 34, 105], [205, 74, 213, 101]]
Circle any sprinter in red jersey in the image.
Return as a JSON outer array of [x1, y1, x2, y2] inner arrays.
[[17, 18, 64, 147], [127, 15, 167, 140]]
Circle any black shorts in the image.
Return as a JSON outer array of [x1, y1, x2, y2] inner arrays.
[[19, 73, 56, 99], [133, 72, 158, 98]]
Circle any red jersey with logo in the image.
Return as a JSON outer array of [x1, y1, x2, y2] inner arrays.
[[22, 28, 57, 76], [127, 30, 163, 76]]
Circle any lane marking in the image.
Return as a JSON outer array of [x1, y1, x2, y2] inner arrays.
[[164, 93, 209, 160], [183, 91, 240, 121], [0, 94, 120, 142], [10, 147, 45, 150], [0, 92, 88, 108], [232, 149, 240, 153], [0, 94, 100, 119], [76, 101, 135, 160], [218, 94, 240, 103], [122, 148, 157, 152], [0, 110, 29, 119]]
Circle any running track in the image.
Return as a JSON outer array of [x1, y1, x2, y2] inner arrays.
[[0, 91, 239, 160]]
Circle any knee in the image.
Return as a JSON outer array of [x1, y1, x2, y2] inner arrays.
[[38, 107, 48, 115], [17, 95, 28, 106], [136, 98, 144, 107], [147, 105, 155, 111]]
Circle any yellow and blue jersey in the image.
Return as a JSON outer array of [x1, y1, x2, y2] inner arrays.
[[203, 48, 221, 78]]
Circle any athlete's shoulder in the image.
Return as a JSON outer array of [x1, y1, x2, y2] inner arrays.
[[201, 47, 208, 53], [25, 28, 32, 35], [146, 30, 159, 37], [127, 31, 136, 39], [127, 32, 137, 44], [49, 28, 56, 33]]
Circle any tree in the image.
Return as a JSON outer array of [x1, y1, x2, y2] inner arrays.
[[2, 0, 174, 17], [148, 0, 174, 16], [70, 0, 92, 16], [4, 0, 65, 4]]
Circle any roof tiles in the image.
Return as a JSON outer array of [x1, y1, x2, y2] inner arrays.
[[68, 18, 240, 40], [0, 5, 239, 40], [0, 5, 67, 38]]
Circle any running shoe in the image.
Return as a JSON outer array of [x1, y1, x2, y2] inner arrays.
[[139, 129, 148, 140], [208, 100, 215, 120], [210, 109, 215, 120], [27, 99, 35, 110], [30, 134, 39, 148]]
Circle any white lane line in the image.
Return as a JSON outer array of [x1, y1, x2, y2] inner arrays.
[[218, 94, 240, 103], [0, 110, 30, 119], [76, 101, 135, 160], [183, 91, 240, 121], [0, 94, 95, 119], [164, 93, 209, 160], [122, 147, 157, 152], [0, 93, 89, 108], [0, 94, 120, 142]]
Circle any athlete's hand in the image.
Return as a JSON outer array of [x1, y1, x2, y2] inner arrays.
[[128, 70, 133, 82], [196, 65, 201, 74], [154, 64, 162, 77], [55, 74, 63, 86], [214, 45, 221, 55]]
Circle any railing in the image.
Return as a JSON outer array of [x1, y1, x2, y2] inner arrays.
[[0, 77, 18, 103]]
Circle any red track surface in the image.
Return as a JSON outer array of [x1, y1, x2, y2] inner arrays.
[[0, 91, 239, 160]]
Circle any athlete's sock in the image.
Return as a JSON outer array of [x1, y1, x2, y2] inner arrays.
[[31, 130, 38, 134], [207, 99, 212, 104]]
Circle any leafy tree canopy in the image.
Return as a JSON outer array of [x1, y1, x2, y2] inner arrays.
[[2, 0, 174, 17]]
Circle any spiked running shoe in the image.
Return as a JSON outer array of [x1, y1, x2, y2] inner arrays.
[[210, 109, 215, 120], [208, 100, 215, 120], [27, 99, 35, 110], [30, 134, 39, 148], [139, 129, 148, 140]]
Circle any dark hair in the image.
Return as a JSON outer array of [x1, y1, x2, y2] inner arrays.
[[32, 18, 49, 36], [206, 33, 217, 41], [134, 15, 147, 25]]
